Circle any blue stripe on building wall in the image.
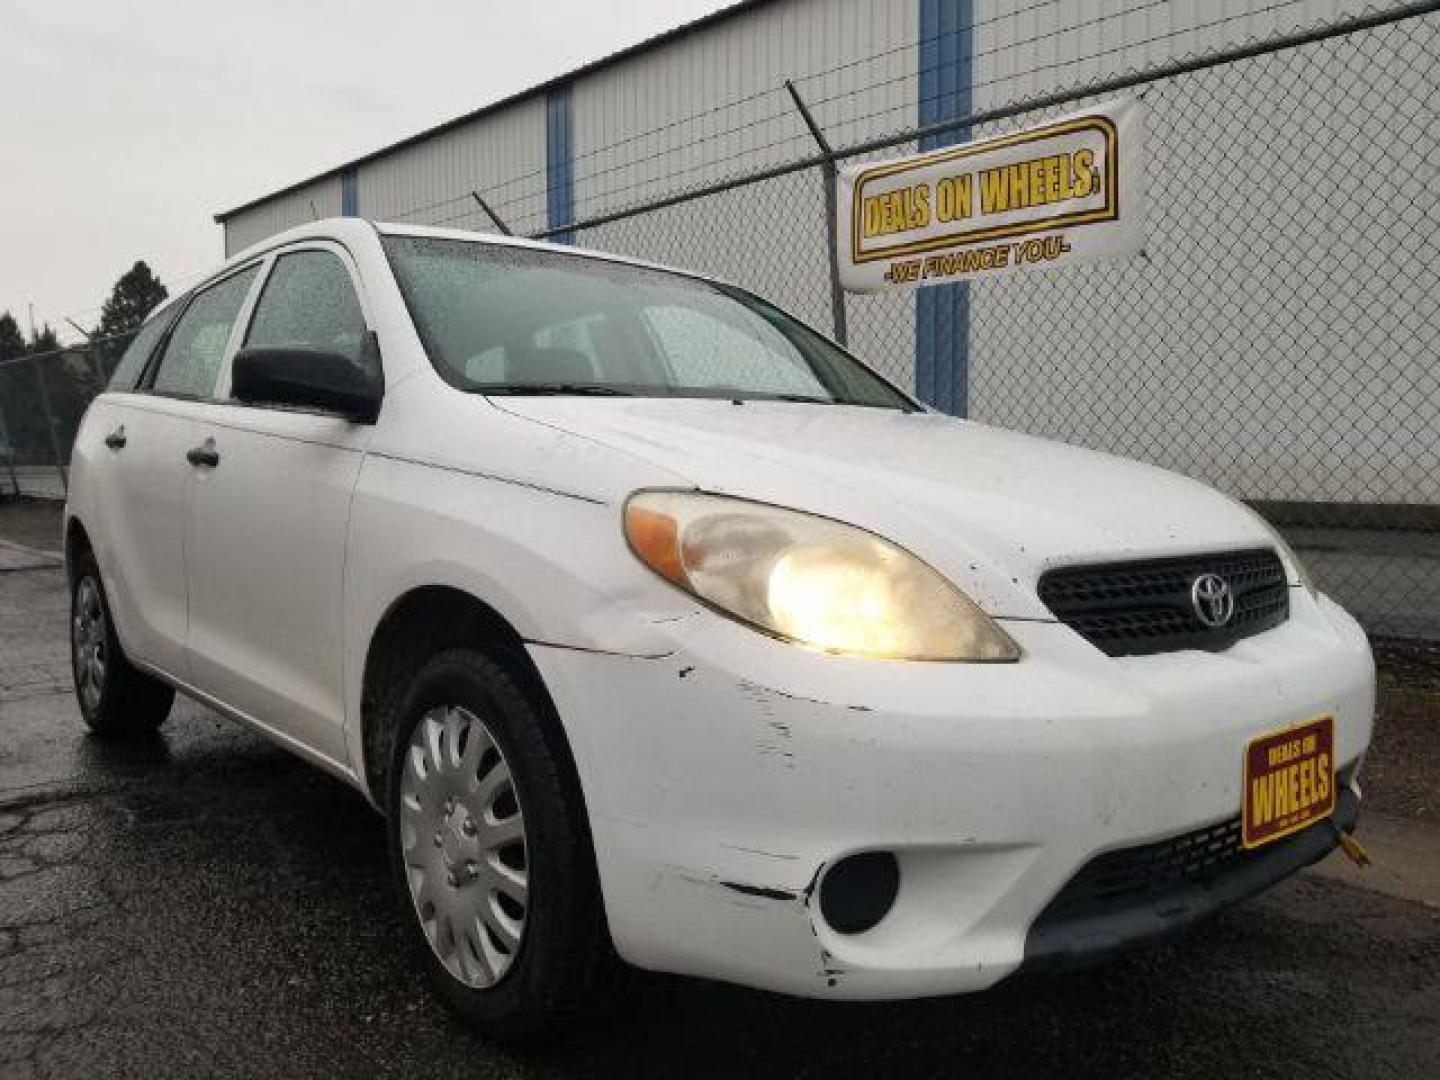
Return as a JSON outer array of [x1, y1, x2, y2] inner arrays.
[[546, 84, 575, 244], [915, 0, 974, 415], [340, 166, 359, 217]]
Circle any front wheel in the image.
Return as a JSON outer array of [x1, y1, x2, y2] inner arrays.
[[384, 648, 612, 1041], [69, 551, 173, 737]]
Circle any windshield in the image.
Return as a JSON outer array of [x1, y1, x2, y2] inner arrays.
[[382, 235, 915, 409]]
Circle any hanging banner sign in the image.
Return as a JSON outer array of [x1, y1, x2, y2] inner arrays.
[[837, 98, 1144, 292]]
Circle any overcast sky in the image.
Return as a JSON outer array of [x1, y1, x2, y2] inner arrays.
[[2, 0, 732, 344]]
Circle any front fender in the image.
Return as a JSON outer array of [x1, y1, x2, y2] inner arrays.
[[341, 452, 702, 775]]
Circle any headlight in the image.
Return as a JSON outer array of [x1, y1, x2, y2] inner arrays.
[[623, 491, 1020, 662]]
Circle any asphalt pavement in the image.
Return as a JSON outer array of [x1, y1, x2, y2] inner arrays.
[[1, 540, 1438, 1078]]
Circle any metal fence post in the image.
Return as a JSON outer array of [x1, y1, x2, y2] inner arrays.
[[31, 355, 68, 496], [471, 191, 514, 236], [87, 338, 107, 386], [0, 402, 18, 496], [784, 79, 848, 347]]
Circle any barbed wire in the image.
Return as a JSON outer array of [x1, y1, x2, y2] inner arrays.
[[802, 0, 1357, 112], [384, 0, 1413, 233], [373, 0, 1191, 224], [376, 0, 1054, 224]]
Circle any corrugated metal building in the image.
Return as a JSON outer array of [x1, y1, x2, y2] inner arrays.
[[214, 0, 1435, 513], [218, 0, 1368, 253]]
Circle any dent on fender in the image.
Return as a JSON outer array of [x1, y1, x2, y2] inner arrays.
[[670, 860, 845, 987], [527, 595, 702, 659]]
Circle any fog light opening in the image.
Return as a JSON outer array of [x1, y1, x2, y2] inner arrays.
[[818, 851, 899, 935]]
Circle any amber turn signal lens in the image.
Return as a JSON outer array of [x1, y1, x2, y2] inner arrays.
[[624, 504, 686, 584]]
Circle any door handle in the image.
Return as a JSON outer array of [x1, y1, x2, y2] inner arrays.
[[186, 441, 219, 469], [104, 426, 127, 450]]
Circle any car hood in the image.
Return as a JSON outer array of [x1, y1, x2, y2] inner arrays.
[[492, 397, 1277, 619]]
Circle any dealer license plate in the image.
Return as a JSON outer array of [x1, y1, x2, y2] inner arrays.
[[1242, 715, 1336, 850]]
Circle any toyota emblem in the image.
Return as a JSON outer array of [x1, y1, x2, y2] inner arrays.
[[1191, 573, 1235, 628]]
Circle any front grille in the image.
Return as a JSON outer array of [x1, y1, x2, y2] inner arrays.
[[1037, 548, 1289, 656], [1021, 784, 1359, 972], [1046, 815, 1246, 918], [1055, 758, 1359, 915]]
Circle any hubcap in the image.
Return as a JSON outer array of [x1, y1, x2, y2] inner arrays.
[[72, 577, 107, 711], [399, 705, 529, 988]]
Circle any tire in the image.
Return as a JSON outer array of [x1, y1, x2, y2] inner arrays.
[[383, 647, 612, 1041], [69, 550, 174, 737]]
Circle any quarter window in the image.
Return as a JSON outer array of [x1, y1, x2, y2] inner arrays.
[[245, 250, 366, 361], [107, 305, 178, 391], [151, 267, 259, 398]]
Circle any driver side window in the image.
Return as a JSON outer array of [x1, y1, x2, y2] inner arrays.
[[244, 250, 367, 363]]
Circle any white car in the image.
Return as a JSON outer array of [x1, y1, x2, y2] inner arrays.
[[65, 219, 1374, 1039]]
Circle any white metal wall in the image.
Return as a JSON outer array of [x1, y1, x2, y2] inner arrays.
[[223, 175, 342, 256], [970, 0, 1372, 112], [358, 97, 549, 237], [219, 1, 1389, 251], [571, 0, 917, 215], [220, 0, 1385, 253]]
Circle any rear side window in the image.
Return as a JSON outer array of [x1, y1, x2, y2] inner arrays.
[[151, 266, 259, 398], [107, 306, 178, 391], [244, 250, 367, 361]]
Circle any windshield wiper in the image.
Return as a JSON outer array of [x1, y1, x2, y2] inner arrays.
[[752, 393, 833, 404], [475, 383, 637, 397]]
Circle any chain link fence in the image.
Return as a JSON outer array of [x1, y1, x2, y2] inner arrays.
[[545, 5, 1439, 640], [3, 4, 1435, 640], [0, 333, 134, 500]]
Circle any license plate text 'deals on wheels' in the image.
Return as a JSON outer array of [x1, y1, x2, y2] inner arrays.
[[1243, 715, 1335, 849]]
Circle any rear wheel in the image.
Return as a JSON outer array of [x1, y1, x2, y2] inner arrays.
[[70, 551, 173, 737], [384, 647, 611, 1041]]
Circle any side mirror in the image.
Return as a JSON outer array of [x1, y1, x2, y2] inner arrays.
[[231, 334, 383, 423]]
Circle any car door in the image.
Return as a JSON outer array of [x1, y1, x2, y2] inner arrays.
[[90, 266, 261, 680], [77, 308, 176, 668], [183, 244, 374, 765]]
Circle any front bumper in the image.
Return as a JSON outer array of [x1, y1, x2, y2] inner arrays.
[[1021, 783, 1359, 974], [530, 591, 1374, 1000]]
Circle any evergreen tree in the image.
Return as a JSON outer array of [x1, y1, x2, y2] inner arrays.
[[0, 311, 24, 362], [0, 312, 42, 461], [97, 260, 168, 337], [27, 324, 60, 356], [96, 261, 168, 367], [0, 313, 25, 462]]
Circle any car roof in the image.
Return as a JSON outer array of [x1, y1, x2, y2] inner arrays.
[[213, 218, 710, 293]]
